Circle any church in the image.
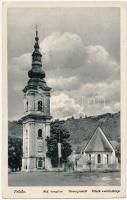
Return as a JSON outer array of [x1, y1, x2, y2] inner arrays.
[[21, 29, 118, 172], [75, 127, 119, 170], [21, 28, 52, 171]]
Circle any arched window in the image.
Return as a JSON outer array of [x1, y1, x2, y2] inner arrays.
[[97, 154, 101, 163], [38, 129, 42, 138], [38, 101, 42, 111], [26, 101, 28, 112]]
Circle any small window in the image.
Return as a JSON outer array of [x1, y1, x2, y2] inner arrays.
[[97, 154, 101, 163], [89, 154, 91, 161], [26, 101, 28, 112], [38, 101, 43, 111], [37, 157, 45, 169], [38, 129, 42, 138], [38, 160, 42, 168], [38, 158, 43, 168]]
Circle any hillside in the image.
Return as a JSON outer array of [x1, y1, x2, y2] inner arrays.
[[8, 112, 120, 150], [62, 112, 120, 151]]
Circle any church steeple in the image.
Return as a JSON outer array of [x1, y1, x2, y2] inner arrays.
[[28, 26, 45, 79], [22, 27, 52, 172]]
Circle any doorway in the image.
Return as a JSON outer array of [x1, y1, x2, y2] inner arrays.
[[37, 157, 45, 169], [97, 154, 101, 164]]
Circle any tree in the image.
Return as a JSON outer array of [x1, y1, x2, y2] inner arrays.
[[46, 120, 72, 167], [8, 137, 22, 171], [115, 143, 121, 163]]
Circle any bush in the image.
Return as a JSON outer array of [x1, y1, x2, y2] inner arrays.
[[8, 137, 22, 171]]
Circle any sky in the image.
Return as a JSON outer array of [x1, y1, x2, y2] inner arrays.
[[8, 7, 120, 120]]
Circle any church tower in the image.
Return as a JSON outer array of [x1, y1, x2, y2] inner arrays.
[[22, 27, 52, 171]]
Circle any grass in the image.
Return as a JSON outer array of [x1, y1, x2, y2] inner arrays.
[[8, 171, 120, 186]]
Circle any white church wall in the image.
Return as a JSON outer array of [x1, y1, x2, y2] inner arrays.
[[28, 123, 36, 157], [76, 151, 118, 171], [27, 158, 36, 171], [22, 158, 27, 171]]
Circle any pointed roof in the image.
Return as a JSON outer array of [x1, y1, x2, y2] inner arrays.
[[23, 26, 51, 93], [84, 127, 114, 153], [28, 26, 45, 79]]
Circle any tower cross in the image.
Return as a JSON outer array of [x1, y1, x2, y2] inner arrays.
[[35, 24, 38, 38]]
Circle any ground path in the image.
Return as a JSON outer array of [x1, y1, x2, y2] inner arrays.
[[8, 171, 120, 186]]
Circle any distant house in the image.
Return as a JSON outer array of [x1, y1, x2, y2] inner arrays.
[[76, 127, 119, 170]]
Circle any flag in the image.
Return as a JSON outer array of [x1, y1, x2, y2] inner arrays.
[[58, 143, 62, 158]]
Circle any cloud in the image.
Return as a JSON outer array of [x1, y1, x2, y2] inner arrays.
[[8, 32, 120, 119], [40, 32, 85, 72], [80, 80, 120, 103], [40, 33, 119, 85], [113, 102, 120, 112], [84, 45, 120, 82], [47, 76, 79, 91], [11, 53, 31, 71], [8, 7, 120, 62], [64, 80, 120, 117], [51, 93, 84, 119], [10, 32, 120, 85]]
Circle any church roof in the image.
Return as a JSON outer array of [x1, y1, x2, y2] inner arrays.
[[84, 127, 114, 153], [23, 27, 51, 93]]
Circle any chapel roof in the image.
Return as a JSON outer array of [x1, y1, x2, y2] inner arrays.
[[84, 127, 114, 153]]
